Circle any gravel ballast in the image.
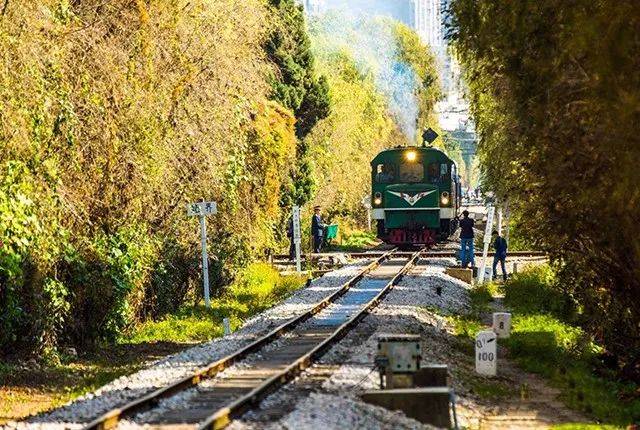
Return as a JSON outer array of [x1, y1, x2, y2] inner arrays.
[[8, 252, 556, 430], [8, 261, 372, 430], [227, 257, 470, 429]]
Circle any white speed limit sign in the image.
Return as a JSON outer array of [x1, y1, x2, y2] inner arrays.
[[475, 330, 497, 376]]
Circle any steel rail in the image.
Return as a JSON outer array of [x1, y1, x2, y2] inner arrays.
[[348, 250, 547, 258], [274, 250, 546, 259], [83, 249, 397, 430], [199, 249, 423, 430]]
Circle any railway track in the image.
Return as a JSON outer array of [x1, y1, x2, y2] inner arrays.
[[350, 250, 547, 258], [272, 250, 547, 261], [85, 249, 422, 430]]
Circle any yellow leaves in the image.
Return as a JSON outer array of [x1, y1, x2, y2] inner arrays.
[[251, 99, 296, 159], [135, 0, 150, 25]]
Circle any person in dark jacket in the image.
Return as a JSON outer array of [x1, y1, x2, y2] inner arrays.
[[492, 230, 508, 281], [311, 206, 326, 253], [459, 210, 475, 268]]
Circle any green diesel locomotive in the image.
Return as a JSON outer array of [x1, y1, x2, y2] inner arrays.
[[371, 146, 461, 247]]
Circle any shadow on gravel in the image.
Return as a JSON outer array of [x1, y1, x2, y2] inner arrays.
[[12, 267, 366, 425], [0, 341, 193, 424]]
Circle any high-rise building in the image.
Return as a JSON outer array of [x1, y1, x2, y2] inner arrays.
[[411, 0, 443, 53], [298, 0, 445, 63]]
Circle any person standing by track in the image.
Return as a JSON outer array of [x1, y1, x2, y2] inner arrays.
[[311, 205, 326, 253], [459, 210, 475, 268], [492, 230, 508, 281]]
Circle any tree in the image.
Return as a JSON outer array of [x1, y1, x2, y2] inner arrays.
[[448, 0, 640, 381], [266, 0, 331, 206]]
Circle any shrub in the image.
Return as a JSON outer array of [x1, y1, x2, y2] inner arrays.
[[0, 161, 68, 353], [145, 239, 199, 318], [465, 283, 497, 316], [61, 226, 159, 346], [502, 264, 575, 320], [506, 315, 592, 365], [227, 263, 305, 311]]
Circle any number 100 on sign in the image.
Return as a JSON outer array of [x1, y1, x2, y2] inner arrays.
[[476, 330, 497, 376]]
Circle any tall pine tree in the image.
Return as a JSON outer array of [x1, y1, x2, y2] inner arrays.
[[266, 0, 330, 205]]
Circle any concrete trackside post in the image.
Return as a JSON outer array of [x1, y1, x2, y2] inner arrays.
[[223, 317, 231, 336], [493, 312, 512, 338], [188, 201, 218, 308], [477, 205, 495, 284], [292, 205, 302, 273]]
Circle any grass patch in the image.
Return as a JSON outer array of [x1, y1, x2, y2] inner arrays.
[[468, 283, 497, 315], [452, 366, 515, 401], [325, 230, 379, 251], [129, 263, 306, 344], [500, 265, 640, 426], [0, 346, 162, 423], [1, 263, 306, 423], [504, 314, 639, 425], [448, 314, 485, 356], [450, 314, 484, 339], [449, 265, 640, 426], [501, 264, 574, 319]]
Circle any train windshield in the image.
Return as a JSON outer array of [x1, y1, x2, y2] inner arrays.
[[375, 163, 396, 183], [428, 163, 449, 183], [399, 162, 423, 183]]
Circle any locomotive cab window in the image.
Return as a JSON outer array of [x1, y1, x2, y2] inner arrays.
[[399, 162, 424, 183], [428, 162, 449, 183], [375, 163, 396, 183], [428, 163, 440, 183]]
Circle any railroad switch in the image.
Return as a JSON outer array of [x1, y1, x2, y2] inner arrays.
[[367, 334, 454, 428], [375, 333, 421, 389]]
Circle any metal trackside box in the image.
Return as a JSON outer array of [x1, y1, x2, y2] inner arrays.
[[377, 334, 422, 373]]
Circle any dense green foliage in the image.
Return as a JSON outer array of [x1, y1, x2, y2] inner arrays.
[[448, 0, 640, 380], [502, 268, 640, 425], [266, 0, 330, 140], [0, 0, 297, 354], [503, 265, 575, 320], [0, 2, 440, 356], [266, 0, 330, 207]]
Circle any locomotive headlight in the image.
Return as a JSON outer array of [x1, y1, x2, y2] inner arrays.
[[405, 150, 417, 162], [373, 192, 382, 206], [440, 191, 450, 206]]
